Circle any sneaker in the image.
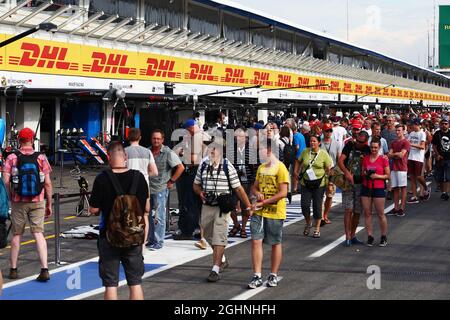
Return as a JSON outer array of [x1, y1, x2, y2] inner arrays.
[[219, 260, 229, 273], [379, 236, 388, 247], [36, 269, 50, 282], [367, 235, 374, 247], [194, 239, 207, 250], [407, 197, 419, 204], [343, 239, 352, 247], [386, 208, 398, 216], [173, 233, 193, 241], [206, 271, 220, 282], [267, 274, 278, 287], [148, 244, 162, 251], [351, 237, 364, 245], [247, 275, 263, 289], [442, 193, 450, 201], [8, 268, 18, 280], [396, 209, 406, 217]]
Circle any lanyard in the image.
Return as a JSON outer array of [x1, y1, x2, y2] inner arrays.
[[204, 163, 222, 195], [308, 149, 321, 168]]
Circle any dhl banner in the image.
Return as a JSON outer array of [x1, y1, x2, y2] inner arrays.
[[1, 33, 450, 103]]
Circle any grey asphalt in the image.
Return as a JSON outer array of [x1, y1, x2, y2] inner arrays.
[[1, 167, 449, 300]]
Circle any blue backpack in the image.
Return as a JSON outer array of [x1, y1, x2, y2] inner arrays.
[[15, 152, 44, 197], [0, 178, 10, 249]]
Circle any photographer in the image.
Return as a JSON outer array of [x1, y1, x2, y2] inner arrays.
[[361, 139, 391, 247], [193, 138, 252, 283]]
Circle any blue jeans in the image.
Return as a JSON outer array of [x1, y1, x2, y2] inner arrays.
[[148, 189, 169, 247]]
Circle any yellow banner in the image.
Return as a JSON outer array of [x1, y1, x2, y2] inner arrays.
[[1, 33, 449, 103]]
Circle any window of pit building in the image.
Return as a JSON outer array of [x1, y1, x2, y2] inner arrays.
[[312, 40, 326, 60], [295, 34, 311, 56], [89, 0, 137, 19], [275, 29, 293, 53], [145, 0, 184, 29], [250, 20, 274, 49], [188, 3, 220, 36], [328, 51, 340, 64], [223, 12, 249, 43]]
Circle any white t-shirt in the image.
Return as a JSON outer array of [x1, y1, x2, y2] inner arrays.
[[408, 130, 426, 162], [332, 125, 347, 150]]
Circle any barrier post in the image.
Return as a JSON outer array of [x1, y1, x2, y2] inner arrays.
[[54, 193, 61, 265]]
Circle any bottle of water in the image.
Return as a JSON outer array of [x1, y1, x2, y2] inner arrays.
[[39, 171, 45, 183]]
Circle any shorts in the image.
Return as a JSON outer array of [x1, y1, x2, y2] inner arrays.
[[342, 184, 362, 214], [408, 160, 424, 177], [200, 205, 230, 247], [326, 182, 336, 198], [360, 186, 386, 198], [11, 201, 45, 235], [250, 214, 284, 245], [391, 171, 408, 188], [434, 160, 450, 183], [97, 237, 144, 287]]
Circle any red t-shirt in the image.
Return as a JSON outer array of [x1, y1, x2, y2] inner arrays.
[[362, 155, 389, 189], [391, 139, 410, 172]]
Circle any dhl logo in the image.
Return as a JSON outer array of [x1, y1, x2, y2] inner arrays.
[[222, 68, 247, 84], [186, 63, 218, 81], [297, 77, 310, 87], [365, 86, 373, 94], [140, 58, 181, 78], [390, 89, 396, 96], [276, 74, 292, 87], [9, 43, 78, 70], [252, 71, 272, 86], [355, 84, 363, 94], [84, 52, 136, 75], [329, 81, 340, 92], [0, 55, 3, 64], [343, 83, 353, 93], [315, 79, 328, 91]]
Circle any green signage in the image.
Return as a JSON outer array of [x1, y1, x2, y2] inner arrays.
[[439, 6, 450, 68]]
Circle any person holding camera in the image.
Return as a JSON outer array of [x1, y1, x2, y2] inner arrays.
[[361, 139, 391, 247], [193, 138, 252, 283]]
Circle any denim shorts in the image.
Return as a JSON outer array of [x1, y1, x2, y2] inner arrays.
[[250, 214, 284, 245], [360, 186, 386, 198], [435, 160, 450, 183]]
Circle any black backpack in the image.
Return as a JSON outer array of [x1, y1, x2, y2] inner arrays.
[[15, 152, 44, 197], [280, 139, 295, 167]]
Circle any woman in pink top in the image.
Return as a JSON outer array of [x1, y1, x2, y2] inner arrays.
[[361, 139, 391, 247]]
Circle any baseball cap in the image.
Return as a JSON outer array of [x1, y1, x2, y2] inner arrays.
[[18, 127, 34, 142], [302, 123, 311, 132], [352, 121, 363, 130], [412, 118, 421, 125], [323, 123, 333, 131], [253, 123, 264, 130], [441, 117, 449, 123], [182, 119, 196, 129]]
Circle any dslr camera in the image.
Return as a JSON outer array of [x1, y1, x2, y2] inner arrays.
[[204, 192, 218, 206], [366, 169, 376, 179]]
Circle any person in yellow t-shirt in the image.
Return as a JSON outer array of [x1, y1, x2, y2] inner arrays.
[[248, 139, 289, 289]]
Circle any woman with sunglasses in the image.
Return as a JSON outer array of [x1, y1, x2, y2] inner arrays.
[[361, 139, 391, 247]]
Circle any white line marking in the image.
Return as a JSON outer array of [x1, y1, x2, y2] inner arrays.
[[231, 277, 283, 300], [307, 227, 365, 259]]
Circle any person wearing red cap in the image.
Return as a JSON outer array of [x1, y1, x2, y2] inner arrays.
[[3, 127, 53, 282]]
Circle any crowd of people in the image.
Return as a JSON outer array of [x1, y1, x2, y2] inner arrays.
[[1, 106, 449, 299]]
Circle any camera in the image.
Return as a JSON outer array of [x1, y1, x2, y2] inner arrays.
[[366, 169, 376, 179], [204, 192, 218, 206]]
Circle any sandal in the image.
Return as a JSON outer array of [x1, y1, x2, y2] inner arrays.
[[313, 230, 321, 238], [228, 225, 241, 237], [303, 224, 312, 236], [240, 229, 248, 238]]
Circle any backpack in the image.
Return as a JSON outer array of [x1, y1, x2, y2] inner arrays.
[[15, 152, 44, 197], [280, 139, 295, 167], [347, 142, 364, 184], [105, 170, 145, 248], [0, 179, 11, 249]]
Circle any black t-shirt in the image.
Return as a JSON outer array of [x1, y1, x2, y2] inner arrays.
[[432, 130, 450, 160], [90, 170, 149, 237]]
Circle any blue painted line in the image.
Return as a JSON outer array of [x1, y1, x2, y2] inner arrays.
[[0, 262, 166, 300]]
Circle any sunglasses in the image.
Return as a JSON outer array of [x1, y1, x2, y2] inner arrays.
[[325, 129, 333, 133]]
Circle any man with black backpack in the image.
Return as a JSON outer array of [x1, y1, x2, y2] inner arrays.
[[89, 141, 150, 300], [3, 127, 53, 282]]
